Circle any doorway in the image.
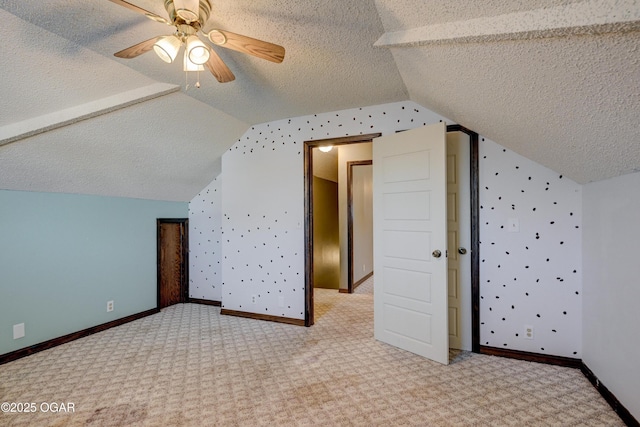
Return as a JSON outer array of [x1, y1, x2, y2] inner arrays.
[[304, 134, 381, 325], [304, 126, 479, 353], [157, 218, 189, 309]]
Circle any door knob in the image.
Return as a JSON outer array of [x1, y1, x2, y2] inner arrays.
[[432, 249, 442, 258], [458, 247, 467, 255]]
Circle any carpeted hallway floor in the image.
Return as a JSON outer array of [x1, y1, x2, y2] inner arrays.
[[0, 277, 624, 426]]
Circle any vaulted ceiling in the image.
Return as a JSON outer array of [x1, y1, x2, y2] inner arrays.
[[1, 0, 638, 201]]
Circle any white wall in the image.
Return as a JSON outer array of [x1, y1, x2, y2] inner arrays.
[[479, 138, 582, 358], [189, 177, 222, 301], [583, 171, 640, 420], [351, 163, 373, 285]]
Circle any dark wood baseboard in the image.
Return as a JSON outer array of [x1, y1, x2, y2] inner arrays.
[[352, 271, 373, 292], [479, 345, 582, 368], [581, 363, 639, 427], [339, 270, 373, 294], [220, 309, 305, 326], [0, 308, 159, 366], [188, 298, 221, 307]]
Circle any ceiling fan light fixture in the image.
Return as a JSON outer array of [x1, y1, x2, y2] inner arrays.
[[153, 35, 182, 63], [186, 35, 210, 65], [174, 0, 200, 23], [184, 51, 204, 72]]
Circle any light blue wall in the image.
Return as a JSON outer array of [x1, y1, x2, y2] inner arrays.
[[0, 190, 187, 356]]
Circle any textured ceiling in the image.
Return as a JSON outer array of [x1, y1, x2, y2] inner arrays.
[[0, 0, 407, 125], [0, 1, 639, 203], [375, 0, 640, 183]]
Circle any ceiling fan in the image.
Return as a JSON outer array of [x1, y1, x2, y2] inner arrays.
[[108, 0, 285, 84]]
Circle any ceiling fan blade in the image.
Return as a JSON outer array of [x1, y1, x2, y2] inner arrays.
[[114, 36, 162, 59], [204, 49, 235, 83], [107, 0, 172, 25], [206, 29, 285, 63]]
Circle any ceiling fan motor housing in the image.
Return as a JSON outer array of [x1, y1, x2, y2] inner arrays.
[[164, 0, 211, 26]]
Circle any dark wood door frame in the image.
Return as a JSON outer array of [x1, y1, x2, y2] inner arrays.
[[347, 160, 373, 293], [303, 127, 480, 353], [157, 218, 189, 309]]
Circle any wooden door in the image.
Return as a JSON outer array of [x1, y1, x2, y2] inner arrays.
[[373, 123, 449, 365], [157, 219, 188, 308]]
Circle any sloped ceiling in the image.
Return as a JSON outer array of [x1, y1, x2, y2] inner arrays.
[[0, 1, 639, 203], [374, 0, 640, 183], [0, 5, 249, 202]]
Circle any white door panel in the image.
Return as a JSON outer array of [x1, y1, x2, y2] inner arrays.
[[383, 230, 431, 261], [382, 267, 432, 302], [384, 305, 432, 343], [449, 307, 459, 338], [373, 123, 449, 365], [382, 151, 431, 182], [383, 191, 430, 220]]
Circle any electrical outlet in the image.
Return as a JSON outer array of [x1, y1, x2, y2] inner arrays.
[[362, 264, 366, 272], [13, 323, 25, 339], [251, 295, 257, 304], [524, 325, 534, 340], [107, 300, 114, 312]]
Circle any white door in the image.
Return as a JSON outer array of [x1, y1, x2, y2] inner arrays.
[[373, 123, 449, 365], [446, 131, 472, 351]]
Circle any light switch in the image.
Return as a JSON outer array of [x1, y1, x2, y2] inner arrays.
[[507, 218, 520, 232]]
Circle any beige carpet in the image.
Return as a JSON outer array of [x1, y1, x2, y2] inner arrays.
[[0, 277, 623, 426]]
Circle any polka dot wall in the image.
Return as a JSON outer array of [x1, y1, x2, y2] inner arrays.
[[479, 139, 582, 358], [190, 100, 583, 359], [188, 177, 222, 301], [220, 101, 447, 320]]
